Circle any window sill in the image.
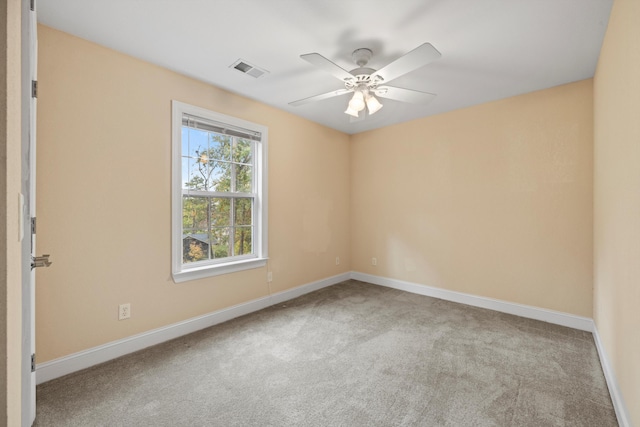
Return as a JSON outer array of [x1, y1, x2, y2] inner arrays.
[[172, 257, 268, 283]]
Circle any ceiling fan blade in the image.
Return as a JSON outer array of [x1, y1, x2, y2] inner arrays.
[[300, 53, 355, 82], [375, 86, 436, 104], [371, 43, 441, 84], [289, 88, 353, 107]]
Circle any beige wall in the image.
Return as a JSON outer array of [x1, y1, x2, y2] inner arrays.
[[36, 26, 351, 362], [594, 0, 640, 423], [0, 0, 22, 424], [351, 80, 594, 317], [32, 7, 640, 423], [37, 24, 596, 364]]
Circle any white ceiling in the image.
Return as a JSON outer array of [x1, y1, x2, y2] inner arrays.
[[37, 0, 612, 135]]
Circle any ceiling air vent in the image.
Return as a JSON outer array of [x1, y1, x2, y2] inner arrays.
[[229, 59, 269, 79]]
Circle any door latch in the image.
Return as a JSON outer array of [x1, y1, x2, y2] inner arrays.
[[31, 254, 52, 269]]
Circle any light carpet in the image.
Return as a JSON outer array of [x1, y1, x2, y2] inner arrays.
[[34, 280, 618, 426]]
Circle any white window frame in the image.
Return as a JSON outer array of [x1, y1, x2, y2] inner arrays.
[[172, 101, 268, 283]]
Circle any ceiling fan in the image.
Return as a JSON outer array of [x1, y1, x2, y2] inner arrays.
[[290, 43, 441, 119]]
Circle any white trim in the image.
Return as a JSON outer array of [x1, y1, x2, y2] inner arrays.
[[36, 272, 350, 385], [593, 326, 632, 427], [268, 273, 351, 305], [171, 100, 268, 283], [37, 270, 632, 426], [173, 258, 267, 283], [350, 272, 594, 332]]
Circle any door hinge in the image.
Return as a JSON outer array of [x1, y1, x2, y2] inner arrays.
[[31, 353, 36, 372], [30, 0, 35, 11], [31, 80, 37, 98], [31, 217, 36, 235]]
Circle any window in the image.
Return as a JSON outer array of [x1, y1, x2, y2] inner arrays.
[[172, 101, 267, 283]]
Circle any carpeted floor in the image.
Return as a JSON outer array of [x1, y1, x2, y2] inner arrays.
[[34, 280, 618, 426]]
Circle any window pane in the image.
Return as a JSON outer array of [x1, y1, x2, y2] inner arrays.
[[183, 230, 211, 263], [209, 133, 232, 162], [181, 128, 189, 157], [211, 227, 231, 259], [186, 128, 208, 159], [208, 161, 231, 192], [181, 157, 190, 189], [185, 157, 207, 190], [182, 196, 209, 231], [233, 138, 252, 164], [234, 226, 253, 256], [210, 198, 231, 227], [235, 164, 252, 193], [234, 198, 252, 226]]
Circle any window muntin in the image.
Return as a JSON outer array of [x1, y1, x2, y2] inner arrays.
[[172, 101, 267, 282]]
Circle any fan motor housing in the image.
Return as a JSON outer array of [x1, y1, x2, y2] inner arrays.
[[349, 67, 376, 76], [352, 48, 373, 67], [345, 67, 381, 90]]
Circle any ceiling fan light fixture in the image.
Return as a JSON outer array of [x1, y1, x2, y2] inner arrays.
[[366, 93, 383, 115], [344, 105, 360, 117], [348, 90, 365, 112]]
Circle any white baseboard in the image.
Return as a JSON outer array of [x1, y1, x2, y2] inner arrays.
[[350, 272, 595, 332], [36, 272, 351, 385], [268, 273, 351, 305], [593, 326, 632, 427], [36, 269, 631, 427]]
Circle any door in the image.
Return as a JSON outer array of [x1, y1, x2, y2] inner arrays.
[[21, 0, 38, 425]]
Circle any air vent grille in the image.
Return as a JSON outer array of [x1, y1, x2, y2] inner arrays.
[[229, 59, 269, 79]]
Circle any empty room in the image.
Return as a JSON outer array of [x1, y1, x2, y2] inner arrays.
[[1, 0, 639, 425]]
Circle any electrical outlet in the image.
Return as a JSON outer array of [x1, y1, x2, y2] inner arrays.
[[267, 271, 273, 282], [118, 303, 131, 320], [372, 257, 377, 266], [336, 257, 340, 265]]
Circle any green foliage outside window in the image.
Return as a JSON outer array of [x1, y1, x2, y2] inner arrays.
[[182, 131, 253, 263]]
